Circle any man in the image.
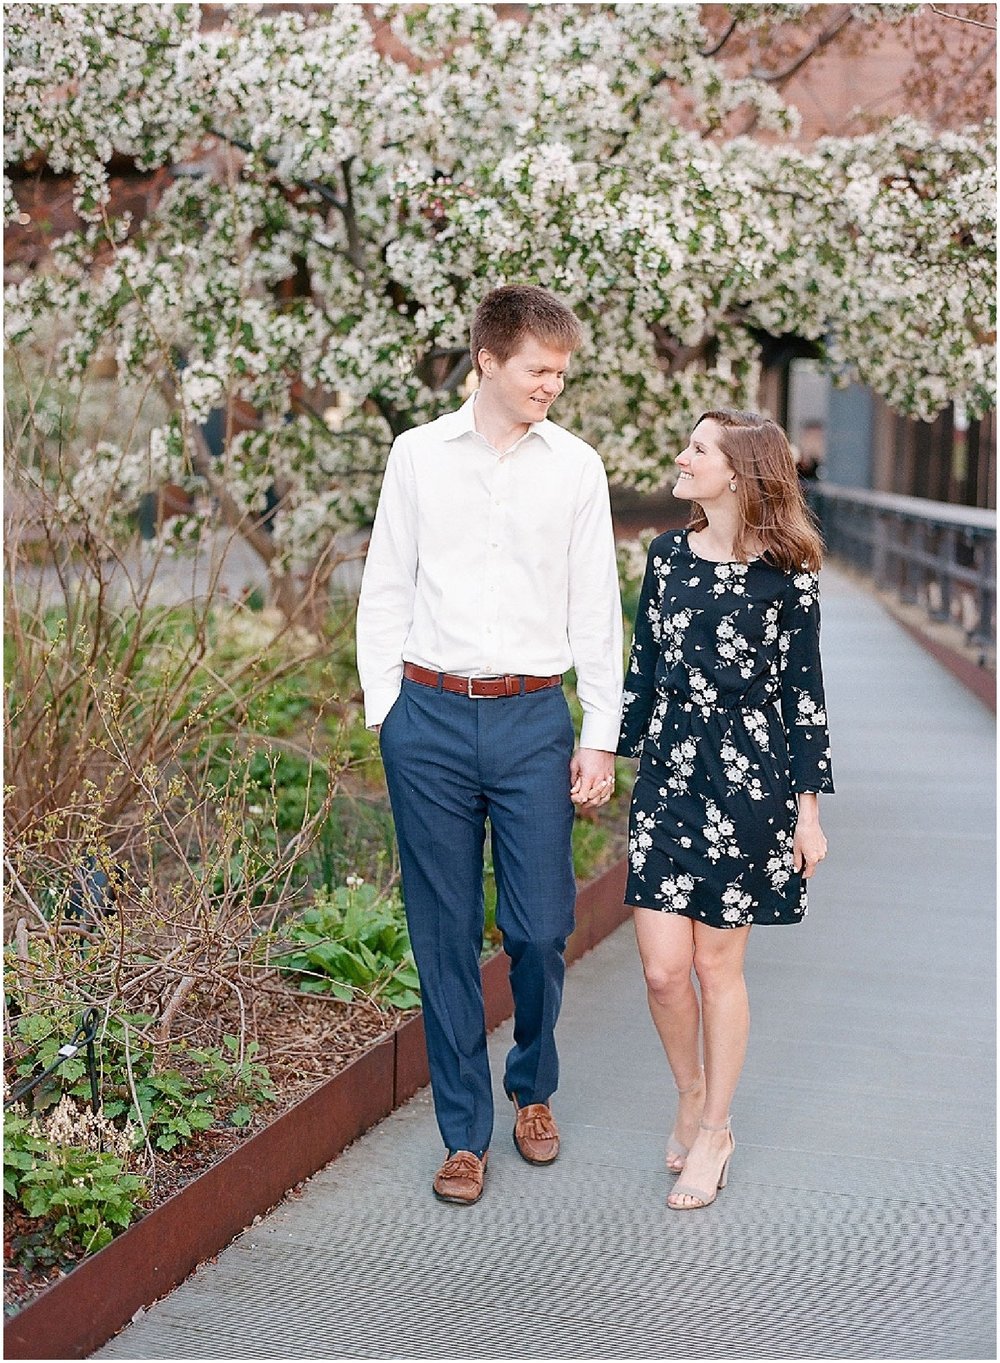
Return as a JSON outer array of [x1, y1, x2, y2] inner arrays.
[[356, 285, 623, 1205]]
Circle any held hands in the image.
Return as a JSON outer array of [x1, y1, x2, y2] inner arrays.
[[793, 793, 827, 879], [570, 748, 616, 809]]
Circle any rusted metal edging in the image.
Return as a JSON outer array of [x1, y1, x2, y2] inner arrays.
[[5, 856, 629, 1361]]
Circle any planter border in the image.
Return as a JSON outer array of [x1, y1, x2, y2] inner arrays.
[[4, 856, 629, 1361]]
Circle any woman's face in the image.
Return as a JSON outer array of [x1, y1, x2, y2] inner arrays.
[[672, 419, 736, 505]]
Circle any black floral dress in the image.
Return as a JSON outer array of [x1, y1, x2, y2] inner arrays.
[[617, 531, 834, 927]]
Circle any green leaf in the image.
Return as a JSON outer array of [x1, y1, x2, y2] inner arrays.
[[386, 987, 422, 1010], [22, 1187, 53, 1218]]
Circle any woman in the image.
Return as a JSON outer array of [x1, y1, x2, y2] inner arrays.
[[617, 408, 833, 1211]]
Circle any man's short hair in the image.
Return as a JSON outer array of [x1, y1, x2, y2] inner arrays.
[[470, 285, 582, 376]]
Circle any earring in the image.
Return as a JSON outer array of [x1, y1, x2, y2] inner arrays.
[[729, 480, 737, 493]]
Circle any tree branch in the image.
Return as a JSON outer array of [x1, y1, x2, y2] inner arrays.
[[750, 6, 856, 85], [929, 4, 997, 29], [155, 376, 278, 565], [372, 393, 408, 439], [929, 37, 998, 123], [700, 17, 739, 59], [208, 126, 347, 212], [339, 156, 372, 288], [440, 351, 473, 393]]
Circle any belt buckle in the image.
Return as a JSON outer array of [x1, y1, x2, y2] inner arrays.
[[468, 675, 500, 699]]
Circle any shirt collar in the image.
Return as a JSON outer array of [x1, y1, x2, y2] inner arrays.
[[440, 394, 558, 451]]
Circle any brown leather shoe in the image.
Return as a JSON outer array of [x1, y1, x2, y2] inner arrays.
[[511, 1098, 560, 1165], [432, 1150, 488, 1204]]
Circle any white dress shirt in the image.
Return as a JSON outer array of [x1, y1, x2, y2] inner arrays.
[[356, 395, 624, 750]]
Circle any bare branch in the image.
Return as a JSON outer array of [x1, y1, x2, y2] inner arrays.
[[700, 17, 739, 59], [339, 157, 375, 294], [929, 4, 998, 29], [440, 351, 473, 394], [157, 973, 198, 1045], [5, 856, 56, 935], [929, 37, 998, 123], [750, 6, 856, 85]]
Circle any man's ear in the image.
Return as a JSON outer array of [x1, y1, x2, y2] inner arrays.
[[478, 348, 495, 379]]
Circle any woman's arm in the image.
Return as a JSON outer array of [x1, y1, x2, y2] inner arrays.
[[616, 540, 663, 758], [778, 570, 833, 879], [777, 570, 835, 797]]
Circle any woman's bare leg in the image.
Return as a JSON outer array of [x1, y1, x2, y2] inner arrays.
[[668, 921, 750, 1208], [694, 920, 751, 1124], [633, 908, 705, 1162]]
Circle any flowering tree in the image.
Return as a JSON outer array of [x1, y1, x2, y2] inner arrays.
[[5, 3, 995, 618]]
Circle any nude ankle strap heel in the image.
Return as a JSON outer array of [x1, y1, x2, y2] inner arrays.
[[668, 1117, 734, 1210], [665, 1069, 705, 1173]]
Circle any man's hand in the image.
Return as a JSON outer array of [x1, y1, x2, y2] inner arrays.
[[570, 748, 616, 808]]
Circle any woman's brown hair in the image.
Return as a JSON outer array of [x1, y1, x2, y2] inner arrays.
[[687, 408, 824, 573]]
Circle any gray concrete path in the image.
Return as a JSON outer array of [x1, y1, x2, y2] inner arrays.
[[96, 566, 996, 1361]]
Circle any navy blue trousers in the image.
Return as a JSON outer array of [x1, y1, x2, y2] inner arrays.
[[379, 678, 577, 1154]]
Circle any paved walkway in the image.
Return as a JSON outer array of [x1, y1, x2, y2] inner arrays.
[[96, 565, 995, 1361]]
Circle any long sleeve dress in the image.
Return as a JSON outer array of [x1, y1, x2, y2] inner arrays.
[[617, 530, 834, 927]]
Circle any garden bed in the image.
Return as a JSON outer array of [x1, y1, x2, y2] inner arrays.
[[4, 857, 629, 1362], [3, 988, 396, 1318], [4, 605, 635, 1342]]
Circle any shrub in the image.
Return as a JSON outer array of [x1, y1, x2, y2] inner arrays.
[[276, 879, 420, 1010], [4, 1100, 146, 1266]]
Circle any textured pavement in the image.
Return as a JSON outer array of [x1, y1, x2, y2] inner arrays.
[[96, 565, 996, 1361]]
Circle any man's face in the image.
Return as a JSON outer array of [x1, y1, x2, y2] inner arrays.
[[478, 337, 572, 425]]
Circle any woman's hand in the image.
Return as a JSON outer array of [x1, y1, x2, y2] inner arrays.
[[570, 748, 616, 808], [793, 793, 827, 879]]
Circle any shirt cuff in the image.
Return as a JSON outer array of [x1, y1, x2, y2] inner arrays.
[[579, 712, 622, 753], [364, 687, 401, 729]]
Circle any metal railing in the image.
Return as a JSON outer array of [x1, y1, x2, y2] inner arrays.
[[808, 484, 996, 658]]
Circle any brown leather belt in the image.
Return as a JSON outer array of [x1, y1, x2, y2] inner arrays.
[[403, 662, 562, 699]]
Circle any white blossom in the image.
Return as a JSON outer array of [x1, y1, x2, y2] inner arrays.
[[3, 4, 993, 572]]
